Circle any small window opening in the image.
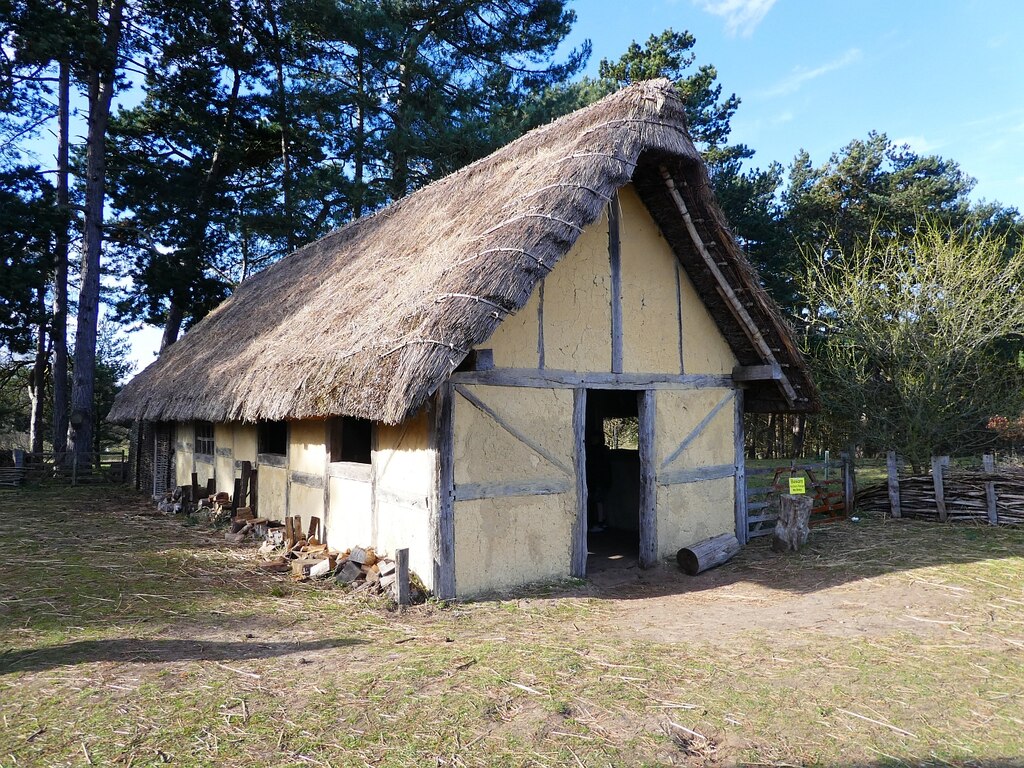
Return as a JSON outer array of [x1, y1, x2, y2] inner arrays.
[[330, 417, 372, 464], [258, 421, 288, 456], [195, 421, 215, 456]]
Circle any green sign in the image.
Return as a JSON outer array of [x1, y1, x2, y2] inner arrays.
[[788, 476, 806, 495]]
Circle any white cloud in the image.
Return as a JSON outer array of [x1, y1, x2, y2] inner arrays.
[[758, 48, 862, 98], [891, 135, 943, 154], [696, 0, 776, 37]]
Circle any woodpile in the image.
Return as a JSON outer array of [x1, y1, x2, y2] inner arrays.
[[857, 466, 1024, 524]]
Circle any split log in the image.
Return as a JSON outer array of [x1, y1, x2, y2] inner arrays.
[[676, 533, 741, 576], [772, 494, 812, 553]]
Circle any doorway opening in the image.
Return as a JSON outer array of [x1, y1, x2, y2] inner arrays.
[[585, 389, 641, 572]]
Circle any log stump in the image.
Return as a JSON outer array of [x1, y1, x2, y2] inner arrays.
[[677, 532, 741, 575], [772, 494, 812, 553]]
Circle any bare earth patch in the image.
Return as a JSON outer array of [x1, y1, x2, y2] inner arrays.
[[2, 485, 1023, 767]]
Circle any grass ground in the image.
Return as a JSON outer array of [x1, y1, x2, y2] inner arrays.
[[1, 484, 1023, 767]]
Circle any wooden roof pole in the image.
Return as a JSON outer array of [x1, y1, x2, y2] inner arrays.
[[659, 165, 799, 406]]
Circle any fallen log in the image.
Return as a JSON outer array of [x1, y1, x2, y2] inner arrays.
[[676, 532, 741, 576]]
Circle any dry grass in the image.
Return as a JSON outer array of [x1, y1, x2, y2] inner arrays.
[[2, 484, 1023, 767]]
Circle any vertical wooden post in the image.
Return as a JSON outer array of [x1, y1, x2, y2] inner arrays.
[[983, 454, 998, 525], [608, 194, 623, 374], [932, 456, 949, 522], [232, 478, 242, 513], [431, 385, 456, 599], [205, 477, 216, 497], [571, 388, 588, 577], [638, 390, 657, 568], [250, 469, 259, 515], [886, 451, 901, 519], [733, 389, 747, 545], [396, 547, 410, 607], [191, 471, 200, 503], [841, 450, 855, 518], [239, 460, 252, 507]]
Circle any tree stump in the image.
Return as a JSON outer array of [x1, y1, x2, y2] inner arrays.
[[772, 494, 812, 553]]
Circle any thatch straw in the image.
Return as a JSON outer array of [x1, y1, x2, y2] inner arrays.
[[110, 80, 816, 426]]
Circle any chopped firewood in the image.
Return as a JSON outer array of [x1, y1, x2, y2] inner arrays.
[[306, 516, 320, 541], [348, 546, 368, 566], [306, 536, 321, 547], [291, 557, 326, 578], [377, 560, 396, 577], [308, 559, 332, 579], [362, 548, 378, 567], [335, 560, 362, 584], [234, 507, 254, 521]]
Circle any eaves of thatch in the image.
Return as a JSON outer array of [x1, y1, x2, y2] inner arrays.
[[110, 79, 817, 426]]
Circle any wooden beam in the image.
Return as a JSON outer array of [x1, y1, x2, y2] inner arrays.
[[396, 548, 410, 607], [431, 384, 456, 600], [327, 462, 372, 482], [660, 166, 799, 407], [983, 454, 998, 525], [638, 390, 657, 568], [734, 388, 747, 546], [537, 279, 545, 370], [571, 388, 587, 578], [377, 486, 429, 510], [841, 449, 855, 518], [732, 363, 782, 382], [453, 384, 571, 476], [608, 193, 623, 373], [450, 368, 731, 390], [660, 390, 734, 471], [289, 470, 324, 489], [454, 479, 570, 502], [932, 456, 949, 522], [658, 463, 736, 486]]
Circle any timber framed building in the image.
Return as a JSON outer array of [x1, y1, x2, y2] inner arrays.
[[112, 80, 817, 598]]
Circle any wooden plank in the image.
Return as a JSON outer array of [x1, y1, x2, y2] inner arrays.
[[215, 446, 233, 457], [537, 279, 545, 369], [239, 460, 252, 508], [608, 193, 623, 373], [454, 384, 571, 476], [660, 166, 800, 406], [191, 471, 200, 502], [232, 478, 242, 513], [734, 388, 747, 545], [327, 462, 372, 481], [983, 454, 998, 525], [396, 548, 410, 606], [658, 463, 736, 486], [454, 479, 570, 502], [206, 477, 216, 497], [932, 456, 948, 522], [887, 451, 901, 519], [841, 450, 855, 518], [250, 469, 258, 515], [660, 390, 734, 470], [432, 384, 456, 600], [257, 453, 287, 468], [732, 363, 782, 382], [289, 470, 324, 489], [638, 390, 657, 568], [675, 263, 684, 374], [571, 388, 587, 578], [450, 368, 732, 390]]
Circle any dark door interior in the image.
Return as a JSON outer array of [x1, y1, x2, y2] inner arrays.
[[585, 389, 641, 570]]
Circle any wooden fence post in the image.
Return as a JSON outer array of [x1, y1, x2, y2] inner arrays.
[[983, 454, 998, 525], [886, 451, 901, 518], [932, 456, 949, 522], [841, 450, 855, 518], [396, 548, 410, 607]]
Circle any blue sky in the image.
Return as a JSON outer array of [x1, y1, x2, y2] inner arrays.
[[563, 0, 1024, 209]]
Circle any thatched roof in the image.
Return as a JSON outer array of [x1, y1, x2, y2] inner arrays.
[[110, 79, 816, 426]]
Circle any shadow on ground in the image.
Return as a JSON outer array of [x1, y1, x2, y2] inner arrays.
[[0, 636, 363, 675]]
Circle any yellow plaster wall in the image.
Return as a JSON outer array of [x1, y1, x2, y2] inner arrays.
[[618, 186, 683, 374], [453, 386, 573, 486], [655, 388, 736, 470], [656, 476, 734, 555], [542, 208, 612, 371], [326, 477, 372, 551], [679, 267, 737, 374], [454, 494, 574, 595], [289, 420, 327, 474], [233, 425, 258, 463], [214, 423, 235, 494], [482, 285, 540, 368], [375, 409, 434, 589], [174, 422, 194, 487], [288, 482, 324, 538], [258, 464, 287, 522], [451, 385, 575, 596]]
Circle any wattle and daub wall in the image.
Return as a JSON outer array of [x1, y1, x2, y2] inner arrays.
[[170, 185, 740, 597]]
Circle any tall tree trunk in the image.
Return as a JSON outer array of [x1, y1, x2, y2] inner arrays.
[[265, 1, 295, 251], [52, 54, 71, 461], [28, 289, 47, 454], [353, 41, 366, 219], [791, 414, 806, 457], [161, 297, 184, 351], [68, 0, 124, 469]]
